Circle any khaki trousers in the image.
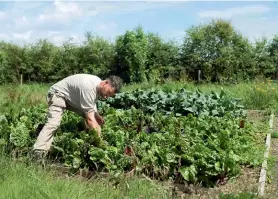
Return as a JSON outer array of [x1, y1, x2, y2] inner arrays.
[[33, 91, 84, 152]]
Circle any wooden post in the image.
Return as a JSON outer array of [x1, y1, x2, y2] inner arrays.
[[20, 74, 23, 85], [258, 112, 274, 196]]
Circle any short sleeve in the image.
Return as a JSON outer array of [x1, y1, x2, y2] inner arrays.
[[79, 89, 98, 113]]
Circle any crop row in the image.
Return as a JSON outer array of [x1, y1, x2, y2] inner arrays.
[[98, 88, 246, 118]]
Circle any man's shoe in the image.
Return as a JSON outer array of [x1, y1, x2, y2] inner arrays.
[[31, 149, 48, 167]]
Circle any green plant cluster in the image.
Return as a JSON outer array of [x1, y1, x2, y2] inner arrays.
[[98, 88, 246, 117], [1, 19, 278, 85], [0, 89, 265, 187]]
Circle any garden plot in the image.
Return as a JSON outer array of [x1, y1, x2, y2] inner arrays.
[[0, 88, 270, 198]]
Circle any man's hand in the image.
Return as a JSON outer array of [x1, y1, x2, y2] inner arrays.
[[85, 111, 101, 137], [94, 112, 105, 125]]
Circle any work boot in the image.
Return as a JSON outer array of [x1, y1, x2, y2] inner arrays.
[[31, 149, 48, 168]]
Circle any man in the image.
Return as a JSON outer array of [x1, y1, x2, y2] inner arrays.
[[32, 74, 123, 160]]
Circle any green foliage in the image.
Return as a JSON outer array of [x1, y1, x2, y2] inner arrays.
[[80, 33, 115, 78], [114, 26, 148, 83], [24, 39, 58, 82], [243, 79, 278, 110], [252, 37, 275, 77], [0, 19, 278, 85], [271, 131, 278, 138], [0, 89, 265, 187], [146, 33, 182, 82], [268, 35, 278, 78], [181, 19, 254, 83], [99, 88, 246, 117]]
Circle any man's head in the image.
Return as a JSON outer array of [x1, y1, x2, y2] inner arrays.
[[97, 75, 123, 99]]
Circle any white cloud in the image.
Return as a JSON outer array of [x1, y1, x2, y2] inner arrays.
[[94, 2, 182, 15], [0, 1, 184, 46], [44, 31, 84, 46], [0, 11, 6, 19], [196, 4, 277, 42], [14, 16, 28, 26], [0, 33, 9, 40], [36, 1, 179, 24], [3, 1, 276, 47], [162, 30, 185, 43], [198, 5, 271, 19], [12, 31, 32, 40], [52, 35, 66, 45], [37, 0, 83, 23], [231, 17, 278, 42], [95, 22, 117, 32], [47, 31, 60, 37]]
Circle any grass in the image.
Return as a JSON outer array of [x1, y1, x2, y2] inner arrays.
[[0, 83, 49, 113], [0, 154, 172, 199], [0, 154, 264, 199]]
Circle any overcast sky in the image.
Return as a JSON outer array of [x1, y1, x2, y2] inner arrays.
[[0, 1, 277, 46]]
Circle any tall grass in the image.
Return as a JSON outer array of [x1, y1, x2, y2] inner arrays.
[[0, 154, 172, 199], [0, 83, 49, 113]]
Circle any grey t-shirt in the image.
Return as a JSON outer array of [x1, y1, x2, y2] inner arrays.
[[50, 74, 102, 114]]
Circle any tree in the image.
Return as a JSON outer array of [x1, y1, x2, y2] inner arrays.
[[146, 33, 181, 81], [268, 35, 278, 79], [250, 37, 275, 78], [0, 42, 28, 84], [181, 19, 253, 83], [79, 32, 115, 78], [25, 39, 58, 82], [114, 26, 148, 83]]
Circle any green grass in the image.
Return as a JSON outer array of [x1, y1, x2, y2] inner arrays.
[[0, 155, 265, 199], [0, 83, 49, 113], [0, 154, 172, 199]]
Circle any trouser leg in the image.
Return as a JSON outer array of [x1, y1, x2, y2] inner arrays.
[[33, 92, 66, 152]]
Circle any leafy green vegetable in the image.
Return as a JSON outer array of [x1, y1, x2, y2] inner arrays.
[[98, 88, 246, 118], [0, 100, 265, 187]]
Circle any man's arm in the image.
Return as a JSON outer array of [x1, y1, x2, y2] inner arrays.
[[85, 111, 101, 137]]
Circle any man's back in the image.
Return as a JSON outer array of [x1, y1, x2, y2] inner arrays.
[[50, 74, 102, 113]]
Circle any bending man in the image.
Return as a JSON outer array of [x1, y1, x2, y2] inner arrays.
[[32, 74, 123, 159]]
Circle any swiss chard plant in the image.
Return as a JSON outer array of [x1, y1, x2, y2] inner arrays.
[[0, 101, 265, 187]]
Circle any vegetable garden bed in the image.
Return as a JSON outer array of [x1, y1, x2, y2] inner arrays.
[[0, 88, 270, 198]]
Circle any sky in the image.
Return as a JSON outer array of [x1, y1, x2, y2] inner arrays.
[[0, 0, 278, 46]]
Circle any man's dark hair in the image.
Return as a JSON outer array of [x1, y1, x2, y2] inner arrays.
[[106, 75, 123, 93]]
